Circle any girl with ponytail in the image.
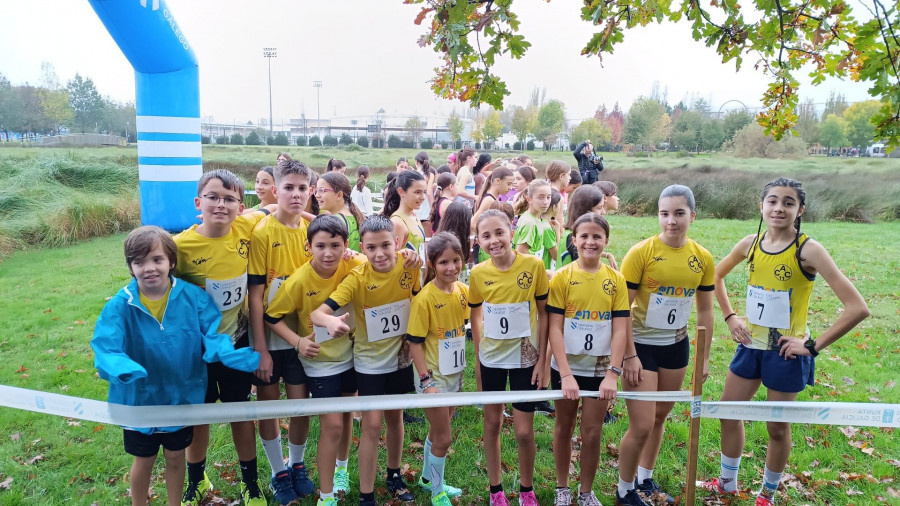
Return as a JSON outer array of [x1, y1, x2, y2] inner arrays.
[[317, 172, 366, 252], [351, 166, 374, 216], [382, 170, 427, 255]]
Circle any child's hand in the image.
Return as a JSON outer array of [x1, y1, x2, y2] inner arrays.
[[296, 336, 320, 358], [327, 312, 351, 338], [342, 248, 355, 260], [623, 356, 643, 387], [561, 374, 580, 400], [531, 359, 544, 388], [399, 249, 423, 270], [599, 374, 618, 400], [255, 349, 273, 382]]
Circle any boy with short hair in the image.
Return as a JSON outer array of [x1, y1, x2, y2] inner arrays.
[[174, 169, 272, 505], [248, 159, 316, 504], [92, 226, 260, 506], [265, 214, 365, 506], [311, 214, 422, 506]]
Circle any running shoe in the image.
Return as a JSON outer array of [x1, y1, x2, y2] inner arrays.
[[604, 411, 618, 424], [359, 497, 377, 506], [756, 493, 775, 506], [334, 466, 351, 495], [290, 462, 315, 497], [403, 410, 425, 423], [554, 487, 573, 506], [240, 480, 267, 506], [387, 472, 415, 502], [490, 490, 511, 506], [635, 478, 675, 504], [519, 490, 539, 506], [535, 399, 556, 415], [317, 497, 338, 506], [696, 478, 737, 495], [181, 472, 212, 506], [432, 491, 454, 506], [577, 491, 602, 506], [270, 469, 300, 505], [615, 488, 650, 506], [418, 476, 462, 497]]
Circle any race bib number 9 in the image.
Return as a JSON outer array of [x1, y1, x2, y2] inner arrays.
[[746, 286, 790, 329], [364, 299, 411, 342], [483, 302, 531, 340], [206, 273, 247, 312], [563, 318, 611, 356], [438, 337, 466, 375], [313, 304, 354, 343], [645, 294, 692, 330]]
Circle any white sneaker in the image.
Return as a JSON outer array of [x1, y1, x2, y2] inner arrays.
[[577, 490, 602, 506], [555, 487, 574, 506]]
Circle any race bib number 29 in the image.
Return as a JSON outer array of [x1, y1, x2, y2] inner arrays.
[[364, 299, 411, 342]]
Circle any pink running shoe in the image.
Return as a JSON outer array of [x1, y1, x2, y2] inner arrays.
[[755, 493, 775, 506], [490, 490, 511, 506], [697, 478, 737, 495], [519, 490, 540, 506]]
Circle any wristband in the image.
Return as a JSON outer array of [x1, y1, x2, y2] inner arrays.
[[419, 372, 431, 381], [420, 381, 436, 390], [560, 373, 573, 380], [607, 366, 623, 376], [724, 312, 737, 322], [622, 354, 637, 361]]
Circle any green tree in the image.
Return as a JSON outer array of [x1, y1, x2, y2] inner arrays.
[[215, 135, 229, 145], [536, 99, 565, 149], [37, 89, 73, 135], [448, 112, 463, 143], [700, 119, 726, 151], [356, 136, 369, 147], [843, 100, 882, 148], [822, 91, 849, 120], [245, 131, 262, 145], [309, 135, 322, 146], [482, 111, 503, 148], [230, 133, 244, 145], [510, 106, 533, 148], [570, 118, 611, 150], [820, 114, 848, 150], [471, 114, 485, 146], [405, 116, 424, 147], [671, 110, 703, 151], [296, 136, 308, 146], [624, 98, 670, 150], [723, 110, 753, 143], [795, 99, 820, 147], [66, 74, 103, 133], [411, 0, 900, 149], [273, 133, 290, 146]]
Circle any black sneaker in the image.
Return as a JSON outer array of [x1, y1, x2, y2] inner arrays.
[[604, 411, 618, 424], [615, 488, 650, 506], [535, 399, 556, 415], [387, 473, 415, 502], [635, 478, 675, 504], [403, 410, 425, 424]]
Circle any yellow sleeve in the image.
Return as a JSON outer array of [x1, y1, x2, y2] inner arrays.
[[248, 222, 268, 284], [546, 267, 567, 314], [234, 212, 266, 239], [460, 283, 471, 320], [612, 270, 631, 313], [406, 291, 431, 339], [620, 242, 645, 288], [533, 259, 549, 298], [699, 247, 716, 289], [265, 275, 299, 321], [467, 267, 483, 306], [328, 269, 361, 308], [411, 265, 422, 295]]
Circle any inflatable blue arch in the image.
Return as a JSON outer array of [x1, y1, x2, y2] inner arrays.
[[88, 0, 199, 231]]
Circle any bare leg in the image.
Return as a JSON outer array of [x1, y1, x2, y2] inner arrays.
[[764, 389, 800, 473], [256, 384, 282, 441], [185, 424, 209, 465], [719, 372, 762, 459], [317, 412, 344, 494], [638, 366, 687, 471], [578, 397, 609, 493], [163, 449, 186, 506], [358, 409, 384, 494], [483, 403, 504, 487], [618, 371, 659, 483], [385, 409, 405, 469], [130, 455, 156, 506], [513, 408, 536, 487], [285, 384, 311, 450], [552, 398, 579, 488]]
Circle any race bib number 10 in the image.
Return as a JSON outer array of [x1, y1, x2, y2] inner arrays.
[[438, 337, 466, 375], [364, 299, 411, 342], [563, 318, 611, 356], [645, 294, 692, 330], [483, 302, 531, 340], [206, 273, 247, 312], [746, 286, 790, 329]]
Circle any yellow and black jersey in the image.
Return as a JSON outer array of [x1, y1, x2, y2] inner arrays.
[[407, 281, 470, 381], [391, 211, 425, 255], [621, 235, 715, 346], [547, 262, 629, 377], [248, 213, 313, 350], [326, 253, 421, 374], [174, 212, 266, 343], [265, 254, 366, 377], [468, 252, 549, 369], [138, 283, 172, 324], [745, 232, 815, 350]]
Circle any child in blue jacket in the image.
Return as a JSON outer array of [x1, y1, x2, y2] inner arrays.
[[91, 226, 260, 506]]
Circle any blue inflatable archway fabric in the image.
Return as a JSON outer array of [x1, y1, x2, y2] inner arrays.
[[88, 0, 200, 231]]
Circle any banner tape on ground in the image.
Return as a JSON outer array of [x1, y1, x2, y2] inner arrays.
[[1, 384, 897, 428]]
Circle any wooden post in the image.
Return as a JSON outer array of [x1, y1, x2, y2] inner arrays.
[[685, 325, 707, 506]]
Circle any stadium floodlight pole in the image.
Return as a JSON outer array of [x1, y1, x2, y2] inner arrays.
[[314, 80, 323, 140], [264, 47, 277, 137]]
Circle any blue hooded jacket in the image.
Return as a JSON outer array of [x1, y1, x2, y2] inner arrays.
[[91, 276, 260, 434]]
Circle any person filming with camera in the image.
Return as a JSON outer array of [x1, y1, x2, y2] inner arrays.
[[573, 140, 604, 185]]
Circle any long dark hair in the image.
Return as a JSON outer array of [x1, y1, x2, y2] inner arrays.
[[320, 172, 365, 230], [565, 185, 605, 230], [355, 165, 370, 192], [430, 172, 456, 225], [306, 170, 320, 215], [476, 166, 513, 211], [748, 177, 807, 267], [435, 202, 473, 264], [415, 151, 434, 177], [424, 231, 464, 285], [381, 169, 425, 217], [327, 158, 346, 172]]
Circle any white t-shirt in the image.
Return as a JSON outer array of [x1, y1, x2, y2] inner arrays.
[[351, 186, 374, 216]]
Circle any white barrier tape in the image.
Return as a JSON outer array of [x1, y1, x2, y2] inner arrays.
[[700, 401, 900, 428], [0, 385, 689, 428]]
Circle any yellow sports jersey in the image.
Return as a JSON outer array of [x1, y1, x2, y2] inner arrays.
[[468, 252, 549, 369], [621, 235, 715, 346], [745, 233, 815, 350], [174, 212, 266, 343], [248, 213, 314, 351], [407, 281, 470, 389], [138, 283, 171, 323], [326, 253, 421, 374], [391, 211, 425, 256], [547, 262, 630, 377], [265, 254, 366, 377]]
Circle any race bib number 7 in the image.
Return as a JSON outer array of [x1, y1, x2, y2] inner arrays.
[[746, 286, 790, 329], [483, 302, 531, 340], [206, 273, 247, 312], [364, 299, 411, 342], [563, 318, 611, 356], [645, 294, 692, 330]]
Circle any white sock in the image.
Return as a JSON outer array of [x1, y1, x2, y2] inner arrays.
[[637, 466, 653, 483], [288, 440, 307, 466], [617, 477, 634, 497], [719, 454, 741, 492], [335, 458, 348, 470], [761, 466, 783, 497], [320, 491, 335, 500], [422, 437, 433, 483], [428, 450, 446, 497], [261, 435, 285, 477]]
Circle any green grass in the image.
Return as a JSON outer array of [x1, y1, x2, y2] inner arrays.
[[0, 217, 897, 505]]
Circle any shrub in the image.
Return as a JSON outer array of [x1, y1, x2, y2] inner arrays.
[[513, 141, 522, 150], [372, 137, 385, 148], [201, 135, 211, 144], [526, 140, 535, 150], [215, 135, 228, 145], [231, 133, 245, 145], [323, 135, 339, 146], [443, 141, 450, 149], [357, 136, 369, 147], [731, 123, 806, 159], [296, 136, 307, 146], [340, 134, 353, 145], [245, 132, 262, 145], [272, 133, 289, 146], [400, 139, 415, 149], [388, 135, 401, 148], [309, 136, 322, 146], [345, 143, 363, 152]]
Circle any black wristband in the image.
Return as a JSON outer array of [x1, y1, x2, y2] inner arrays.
[[724, 312, 737, 322]]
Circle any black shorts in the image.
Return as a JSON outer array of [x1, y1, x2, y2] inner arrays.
[[635, 338, 690, 372], [479, 363, 538, 413], [307, 368, 358, 399], [250, 348, 307, 387], [550, 368, 603, 392], [205, 334, 253, 403], [123, 427, 193, 458], [356, 365, 414, 397]]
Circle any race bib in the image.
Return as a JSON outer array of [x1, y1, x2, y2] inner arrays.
[[266, 277, 284, 305], [438, 337, 466, 375], [313, 304, 354, 343], [563, 318, 611, 356], [364, 299, 410, 342], [483, 302, 531, 340], [645, 294, 692, 329], [746, 286, 790, 329], [206, 273, 247, 312]]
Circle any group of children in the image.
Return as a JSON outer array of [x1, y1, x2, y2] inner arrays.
[[92, 148, 870, 506]]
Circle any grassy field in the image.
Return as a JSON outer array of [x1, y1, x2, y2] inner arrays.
[[0, 217, 897, 505]]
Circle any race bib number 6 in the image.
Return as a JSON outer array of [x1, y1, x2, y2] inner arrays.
[[364, 299, 411, 342], [746, 286, 790, 329], [483, 302, 531, 340], [563, 318, 611, 356], [206, 273, 247, 312], [645, 294, 692, 330]]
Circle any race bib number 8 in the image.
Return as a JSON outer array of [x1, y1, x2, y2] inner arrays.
[[364, 299, 411, 342], [206, 273, 248, 312], [563, 318, 611, 356], [746, 286, 790, 329], [438, 337, 466, 375], [645, 294, 692, 330], [314, 304, 355, 343], [483, 302, 531, 340]]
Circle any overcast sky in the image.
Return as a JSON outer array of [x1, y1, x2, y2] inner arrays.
[[0, 0, 873, 124]]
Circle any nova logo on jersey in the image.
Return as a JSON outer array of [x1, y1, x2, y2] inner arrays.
[[272, 241, 283, 249], [237, 239, 250, 259], [602, 279, 617, 296], [774, 264, 792, 281], [572, 309, 612, 321], [687, 255, 703, 273], [439, 326, 464, 339], [517, 271, 534, 289], [654, 285, 696, 298], [400, 272, 413, 290], [192, 257, 211, 266]]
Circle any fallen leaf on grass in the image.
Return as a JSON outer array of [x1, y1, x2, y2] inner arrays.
[[0, 477, 12, 490], [847, 488, 864, 495], [10, 432, 21, 441], [839, 426, 859, 438], [15, 365, 27, 373], [888, 459, 900, 469], [888, 487, 900, 498], [25, 454, 43, 465], [42, 308, 52, 313], [842, 376, 855, 386]]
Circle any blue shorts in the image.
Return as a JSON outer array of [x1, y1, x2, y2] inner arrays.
[[729, 344, 815, 393]]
